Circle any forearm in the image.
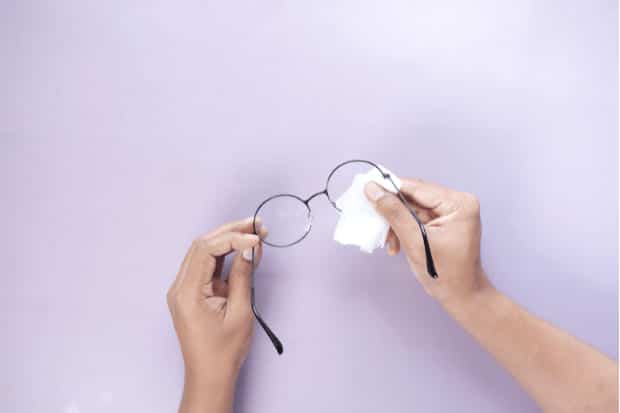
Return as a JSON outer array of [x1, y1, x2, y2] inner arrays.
[[179, 368, 238, 413], [442, 274, 618, 413]]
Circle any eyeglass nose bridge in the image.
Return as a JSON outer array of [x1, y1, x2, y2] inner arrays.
[[303, 189, 328, 204]]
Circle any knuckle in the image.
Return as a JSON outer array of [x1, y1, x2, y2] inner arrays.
[[191, 237, 205, 249], [461, 192, 480, 213]]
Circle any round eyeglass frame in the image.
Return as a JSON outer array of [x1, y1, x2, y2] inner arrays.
[[252, 193, 313, 248], [252, 159, 397, 248]]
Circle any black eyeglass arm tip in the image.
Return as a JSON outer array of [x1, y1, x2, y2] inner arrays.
[[253, 305, 284, 355], [422, 236, 438, 278], [251, 284, 284, 355]]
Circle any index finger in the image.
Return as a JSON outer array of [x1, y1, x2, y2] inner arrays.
[[178, 232, 260, 296], [203, 216, 262, 239], [169, 218, 267, 295], [400, 178, 458, 217]]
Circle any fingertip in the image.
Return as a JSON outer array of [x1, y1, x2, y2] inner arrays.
[[385, 228, 400, 256], [242, 233, 260, 241], [227, 252, 254, 315], [258, 224, 268, 239], [387, 241, 397, 256], [241, 248, 253, 262], [365, 182, 386, 202], [239, 233, 261, 250], [252, 216, 262, 230]]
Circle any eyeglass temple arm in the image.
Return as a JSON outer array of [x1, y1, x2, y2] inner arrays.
[[250, 248, 284, 355], [251, 291, 283, 354], [395, 191, 438, 279]]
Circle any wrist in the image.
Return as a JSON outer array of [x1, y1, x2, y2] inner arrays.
[[439, 269, 498, 317], [181, 364, 238, 413], [184, 359, 239, 389]]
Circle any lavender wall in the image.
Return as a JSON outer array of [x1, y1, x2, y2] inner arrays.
[[2, 1, 617, 412]]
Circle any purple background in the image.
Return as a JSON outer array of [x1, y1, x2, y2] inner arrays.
[[2, 1, 617, 412]]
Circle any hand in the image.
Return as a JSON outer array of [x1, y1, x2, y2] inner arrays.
[[365, 178, 488, 306], [366, 179, 619, 413], [167, 218, 266, 413]]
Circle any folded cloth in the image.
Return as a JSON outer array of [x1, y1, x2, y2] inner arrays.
[[333, 165, 402, 253]]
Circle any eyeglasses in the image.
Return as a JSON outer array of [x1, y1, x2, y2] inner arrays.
[[250, 159, 438, 354]]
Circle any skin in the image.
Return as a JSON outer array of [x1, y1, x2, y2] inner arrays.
[[167, 218, 266, 413], [168, 179, 618, 413]]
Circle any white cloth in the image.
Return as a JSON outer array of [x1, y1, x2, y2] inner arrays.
[[333, 166, 402, 253]]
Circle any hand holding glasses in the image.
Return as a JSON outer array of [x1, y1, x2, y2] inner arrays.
[[250, 160, 438, 354]]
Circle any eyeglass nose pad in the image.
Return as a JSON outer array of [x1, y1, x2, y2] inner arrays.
[[327, 200, 342, 213], [305, 212, 313, 233]]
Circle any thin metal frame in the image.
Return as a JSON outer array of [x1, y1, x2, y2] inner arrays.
[[250, 159, 438, 355]]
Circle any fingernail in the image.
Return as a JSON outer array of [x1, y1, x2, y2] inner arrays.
[[242, 249, 253, 262], [243, 233, 259, 242], [365, 182, 385, 202]]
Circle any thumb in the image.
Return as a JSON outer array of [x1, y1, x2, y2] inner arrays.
[[365, 182, 423, 256], [226, 247, 257, 321]]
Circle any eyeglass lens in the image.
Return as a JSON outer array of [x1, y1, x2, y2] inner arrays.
[[254, 194, 311, 247], [255, 161, 392, 247]]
